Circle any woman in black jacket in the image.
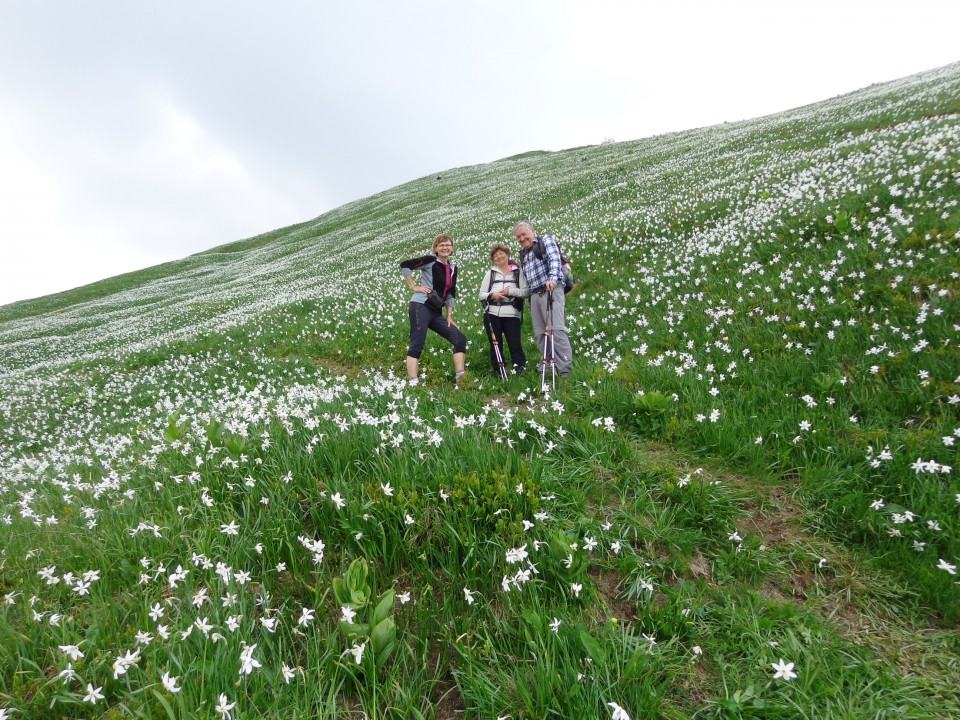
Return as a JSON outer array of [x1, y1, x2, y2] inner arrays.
[[399, 235, 468, 385]]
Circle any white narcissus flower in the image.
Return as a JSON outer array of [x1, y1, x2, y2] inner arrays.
[[59, 644, 84, 660], [215, 693, 236, 719], [83, 684, 105, 704], [505, 545, 528, 564], [161, 671, 181, 693], [607, 701, 631, 720], [238, 643, 262, 676], [348, 640, 367, 664], [112, 648, 141, 679], [937, 558, 957, 575], [771, 658, 798, 681]]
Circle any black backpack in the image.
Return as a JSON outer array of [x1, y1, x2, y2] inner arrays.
[[530, 237, 574, 294]]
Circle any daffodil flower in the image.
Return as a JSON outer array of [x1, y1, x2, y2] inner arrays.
[[771, 658, 798, 681]]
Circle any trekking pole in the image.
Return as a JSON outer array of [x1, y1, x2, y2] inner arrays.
[[484, 312, 509, 380], [541, 290, 556, 391]]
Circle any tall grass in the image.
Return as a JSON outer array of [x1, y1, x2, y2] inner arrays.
[[1, 63, 959, 718]]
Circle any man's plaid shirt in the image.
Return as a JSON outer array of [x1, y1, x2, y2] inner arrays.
[[520, 234, 563, 291]]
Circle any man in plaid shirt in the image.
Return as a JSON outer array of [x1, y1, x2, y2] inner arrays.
[[514, 221, 573, 378]]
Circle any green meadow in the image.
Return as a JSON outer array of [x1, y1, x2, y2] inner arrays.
[[1, 62, 959, 719]]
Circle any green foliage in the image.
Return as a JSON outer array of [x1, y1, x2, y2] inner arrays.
[[541, 528, 589, 587], [162, 412, 189, 443], [444, 467, 540, 542], [333, 556, 373, 610], [333, 558, 399, 672], [630, 391, 674, 435], [2, 65, 960, 719]]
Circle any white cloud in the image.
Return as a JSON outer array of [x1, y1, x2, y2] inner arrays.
[[1, 0, 959, 306], [0, 89, 317, 305], [0, 120, 161, 302]]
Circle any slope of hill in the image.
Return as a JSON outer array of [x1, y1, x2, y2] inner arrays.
[[0, 64, 958, 719]]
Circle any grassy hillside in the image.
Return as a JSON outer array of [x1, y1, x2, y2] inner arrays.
[[1, 63, 959, 719]]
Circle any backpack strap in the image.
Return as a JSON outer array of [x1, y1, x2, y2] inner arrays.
[[483, 268, 524, 311], [532, 237, 566, 262], [481, 269, 495, 308], [486, 269, 496, 294], [511, 268, 525, 313]]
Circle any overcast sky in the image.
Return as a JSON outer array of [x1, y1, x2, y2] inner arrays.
[[1, 1, 958, 307]]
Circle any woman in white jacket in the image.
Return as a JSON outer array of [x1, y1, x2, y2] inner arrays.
[[477, 243, 529, 376]]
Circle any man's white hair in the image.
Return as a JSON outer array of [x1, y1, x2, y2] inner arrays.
[[512, 221, 535, 234]]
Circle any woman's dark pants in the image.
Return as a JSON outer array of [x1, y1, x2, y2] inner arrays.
[[485, 312, 525, 374], [406, 301, 467, 358]]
